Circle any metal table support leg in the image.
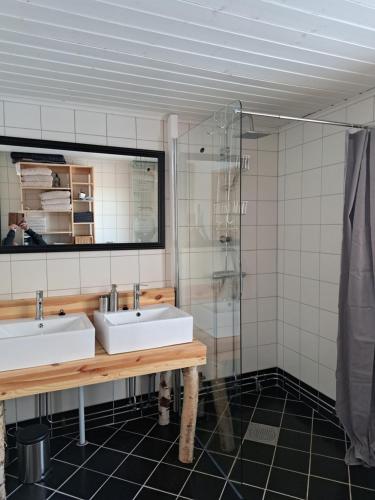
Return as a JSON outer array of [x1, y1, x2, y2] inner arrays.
[[77, 387, 87, 447]]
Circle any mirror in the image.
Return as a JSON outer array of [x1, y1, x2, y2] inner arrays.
[[0, 137, 165, 252]]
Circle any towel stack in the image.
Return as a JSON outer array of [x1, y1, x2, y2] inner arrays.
[[40, 190, 71, 211], [21, 167, 53, 188]]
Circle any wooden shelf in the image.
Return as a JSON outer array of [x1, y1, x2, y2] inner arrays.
[[19, 162, 95, 244], [21, 186, 71, 190], [41, 231, 72, 235], [24, 210, 72, 213]]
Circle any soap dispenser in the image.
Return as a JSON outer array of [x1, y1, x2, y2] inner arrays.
[[109, 284, 118, 312]]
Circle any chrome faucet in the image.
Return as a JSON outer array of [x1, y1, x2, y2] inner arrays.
[[133, 283, 146, 310], [35, 290, 44, 321]]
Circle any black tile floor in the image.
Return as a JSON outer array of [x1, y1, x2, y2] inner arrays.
[[5, 386, 375, 499]]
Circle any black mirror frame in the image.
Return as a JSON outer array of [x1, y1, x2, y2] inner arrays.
[[0, 135, 165, 253]]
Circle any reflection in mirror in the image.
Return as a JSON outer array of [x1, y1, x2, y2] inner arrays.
[[0, 144, 162, 249]]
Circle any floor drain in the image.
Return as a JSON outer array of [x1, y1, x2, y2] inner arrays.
[[244, 422, 280, 446]]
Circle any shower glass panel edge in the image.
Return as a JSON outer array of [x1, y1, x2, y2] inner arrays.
[[176, 101, 246, 493]]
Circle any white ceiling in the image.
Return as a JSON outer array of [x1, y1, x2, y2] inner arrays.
[[1, 0, 375, 122]]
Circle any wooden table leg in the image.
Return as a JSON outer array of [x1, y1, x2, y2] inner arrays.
[[158, 371, 171, 426], [179, 366, 199, 464], [0, 401, 5, 500]]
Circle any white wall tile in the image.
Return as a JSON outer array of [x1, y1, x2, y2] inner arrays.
[[75, 110, 106, 135], [136, 118, 163, 142], [347, 98, 374, 124], [319, 282, 339, 313], [319, 337, 337, 370], [286, 125, 303, 148], [320, 253, 340, 284], [322, 163, 345, 195], [258, 344, 277, 369], [301, 278, 319, 307], [284, 250, 300, 276], [302, 168, 321, 198], [318, 364, 336, 399], [4, 101, 41, 129], [301, 225, 320, 253], [322, 133, 345, 166], [320, 225, 342, 254], [300, 357, 318, 388], [47, 258, 80, 291], [301, 252, 319, 280], [285, 173, 301, 200], [107, 114, 136, 138], [301, 197, 321, 225], [11, 259, 47, 293], [300, 304, 319, 334], [284, 199, 301, 225], [0, 261, 11, 294], [284, 275, 300, 302], [80, 256, 110, 288], [319, 309, 338, 342], [140, 253, 165, 283], [258, 176, 277, 200], [110, 255, 140, 286], [41, 106, 74, 132], [300, 330, 318, 361], [302, 139, 322, 171], [285, 146, 302, 174], [321, 195, 344, 224]]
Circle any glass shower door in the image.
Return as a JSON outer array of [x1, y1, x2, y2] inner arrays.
[[177, 102, 245, 497]]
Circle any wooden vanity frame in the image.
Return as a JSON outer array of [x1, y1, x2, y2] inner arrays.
[[0, 288, 207, 499]]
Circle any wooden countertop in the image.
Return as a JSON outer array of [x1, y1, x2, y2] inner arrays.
[[0, 340, 207, 401]]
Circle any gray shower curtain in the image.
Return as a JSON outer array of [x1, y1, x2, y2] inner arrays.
[[336, 128, 375, 466]]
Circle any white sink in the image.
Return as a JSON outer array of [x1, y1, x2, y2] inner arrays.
[[94, 304, 193, 354], [0, 313, 95, 372]]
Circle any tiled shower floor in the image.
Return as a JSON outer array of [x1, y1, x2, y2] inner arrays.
[[5, 386, 375, 500]]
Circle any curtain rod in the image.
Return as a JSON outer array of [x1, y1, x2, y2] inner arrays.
[[236, 109, 368, 129]]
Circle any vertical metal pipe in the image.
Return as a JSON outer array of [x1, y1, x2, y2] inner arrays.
[[171, 135, 182, 413], [77, 387, 87, 446]]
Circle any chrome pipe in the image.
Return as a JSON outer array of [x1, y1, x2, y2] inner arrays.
[[236, 109, 367, 129]]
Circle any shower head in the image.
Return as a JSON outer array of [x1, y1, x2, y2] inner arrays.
[[240, 130, 271, 139], [235, 114, 271, 139]]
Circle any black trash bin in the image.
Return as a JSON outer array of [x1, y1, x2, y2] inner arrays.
[[16, 424, 51, 484]]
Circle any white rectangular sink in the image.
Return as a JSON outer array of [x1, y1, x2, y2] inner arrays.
[[0, 313, 95, 372], [94, 304, 193, 354]]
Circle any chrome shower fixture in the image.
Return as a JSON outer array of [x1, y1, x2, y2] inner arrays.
[[236, 113, 271, 139]]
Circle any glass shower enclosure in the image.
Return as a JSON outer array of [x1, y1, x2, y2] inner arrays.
[[177, 101, 250, 494]]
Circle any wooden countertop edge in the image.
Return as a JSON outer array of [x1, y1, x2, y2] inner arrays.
[[0, 339, 207, 401]]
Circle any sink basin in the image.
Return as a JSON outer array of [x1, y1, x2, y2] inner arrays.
[[94, 304, 193, 354], [0, 313, 95, 372]]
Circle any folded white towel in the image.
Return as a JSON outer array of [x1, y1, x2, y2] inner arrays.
[[21, 168, 52, 176], [22, 175, 53, 183], [41, 197, 71, 205], [40, 190, 70, 200], [42, 204, 71, 211], [22, 181, 53, 187]]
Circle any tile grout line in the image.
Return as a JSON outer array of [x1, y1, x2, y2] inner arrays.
[[131, 433, 183, 500], [51, 419, 157, 499], [305, 407, 315, 499], [261, 392, 288, 500], [217, 390, 262, 500], [85, 420, 161, 500]]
